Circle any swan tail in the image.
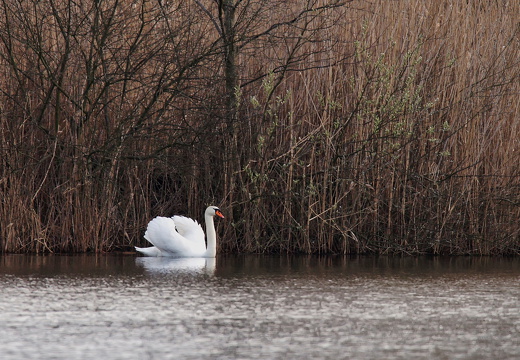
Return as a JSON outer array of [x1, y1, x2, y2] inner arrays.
[[135, 246, 162, 257]]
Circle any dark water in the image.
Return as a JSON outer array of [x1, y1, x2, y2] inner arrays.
[[1, 255, 519, 359]]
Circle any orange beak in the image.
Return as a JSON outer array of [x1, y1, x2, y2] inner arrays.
[[215, 210, 225, 219]]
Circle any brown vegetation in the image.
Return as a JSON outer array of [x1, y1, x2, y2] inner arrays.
[[1, 0, 519, 254]]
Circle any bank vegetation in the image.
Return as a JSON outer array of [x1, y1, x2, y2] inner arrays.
[[1, 0, 519, 254]]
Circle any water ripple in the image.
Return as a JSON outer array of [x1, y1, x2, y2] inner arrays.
[[1, 255, 519, 359]]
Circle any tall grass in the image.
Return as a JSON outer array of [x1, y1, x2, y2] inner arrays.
[[1, 0, 519, 254]]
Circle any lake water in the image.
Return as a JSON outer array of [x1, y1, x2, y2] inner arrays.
[[0, 255, 519, 359]]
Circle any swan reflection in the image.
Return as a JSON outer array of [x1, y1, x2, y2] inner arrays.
[[136, 256, 216, 275]]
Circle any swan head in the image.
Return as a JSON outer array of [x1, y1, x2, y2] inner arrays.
[[206, 206, 225, 219]]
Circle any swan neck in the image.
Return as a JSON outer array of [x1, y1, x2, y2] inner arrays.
[[204, 214, 217, 257]]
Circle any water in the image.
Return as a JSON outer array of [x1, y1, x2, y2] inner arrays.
[[1, 255, 519, 359]]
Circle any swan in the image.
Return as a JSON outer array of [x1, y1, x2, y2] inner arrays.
[[135, 206, 224, 257]]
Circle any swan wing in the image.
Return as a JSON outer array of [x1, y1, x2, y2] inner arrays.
[[144, 216, 206, 257], [172, 215, 205, 243]]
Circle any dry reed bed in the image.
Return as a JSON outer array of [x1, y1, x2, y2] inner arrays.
[[0, 0, 518, 254]]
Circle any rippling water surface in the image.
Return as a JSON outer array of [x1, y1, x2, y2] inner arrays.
[[1, 255, 519, 359]]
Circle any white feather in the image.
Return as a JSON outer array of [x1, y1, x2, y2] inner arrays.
[[172, 215, 205, 243]]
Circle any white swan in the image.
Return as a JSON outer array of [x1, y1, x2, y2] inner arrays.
[[135, 206, 224, 257]]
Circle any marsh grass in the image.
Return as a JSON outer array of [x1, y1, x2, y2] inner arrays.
[[0, 0, 518, 254]]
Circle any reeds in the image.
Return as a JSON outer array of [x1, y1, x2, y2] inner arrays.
[[1, 0, 518, 254]]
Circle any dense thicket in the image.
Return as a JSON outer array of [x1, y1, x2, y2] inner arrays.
[[1, 0, 519, 254]]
